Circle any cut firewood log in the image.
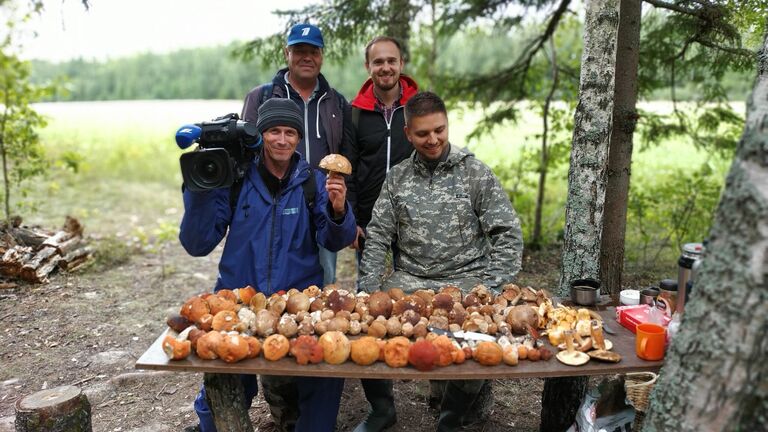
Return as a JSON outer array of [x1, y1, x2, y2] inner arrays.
[[14, 385, 92, 432], [57, 235, 83, 256], [23, 255, 62, 283], [59, 246, 93, 271], [0, 246, 34, 277], [7, 227, 51, 249], [22, 246, 58, 271], [40, 231, 72, 250]]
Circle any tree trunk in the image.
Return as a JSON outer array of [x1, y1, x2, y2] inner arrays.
[[558, 0, 619, 295], [203, 373, 254, 432], [600, 0, 641, 296], [543, 2, 620, 429], [642, 29, 768, 432], [15, 385, 92, 432], [386, 0, 411, 59], [539, 376, 588, 432]]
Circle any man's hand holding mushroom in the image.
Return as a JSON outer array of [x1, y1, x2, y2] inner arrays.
[[319, 154, 352, 219]]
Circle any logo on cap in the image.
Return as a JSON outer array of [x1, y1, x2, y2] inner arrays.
[[287, 23, 324, 48]]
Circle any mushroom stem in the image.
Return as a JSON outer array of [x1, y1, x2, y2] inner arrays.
[[590, 320, 606, 350]]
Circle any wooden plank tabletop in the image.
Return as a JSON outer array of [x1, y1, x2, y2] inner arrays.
[[136, 308, 663, 380]]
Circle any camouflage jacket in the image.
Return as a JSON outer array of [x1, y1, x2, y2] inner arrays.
[[359, 145, 523, 292]]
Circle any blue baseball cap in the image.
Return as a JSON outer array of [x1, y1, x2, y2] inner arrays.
[[287, 23, 324, 48]]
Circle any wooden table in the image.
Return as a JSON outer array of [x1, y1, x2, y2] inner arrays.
[[136, 308, 662, 431]]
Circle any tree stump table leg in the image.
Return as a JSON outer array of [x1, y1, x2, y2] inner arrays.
[[14, 385, 91, 432], [539, 376, 588, 432], [204, 373, 254, 432]]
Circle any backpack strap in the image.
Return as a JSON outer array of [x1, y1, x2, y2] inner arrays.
[[301, 167, 317, 211], [259, 82, 274, 105]]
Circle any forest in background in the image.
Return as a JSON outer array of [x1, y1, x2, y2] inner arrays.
[[29, 29, 754, 103]]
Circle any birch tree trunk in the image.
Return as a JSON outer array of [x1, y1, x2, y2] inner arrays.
[[642, 30, 768, 432], [542, 2, 620, 431], [600, 0, 641, 296], [557, 0, 619, 295]]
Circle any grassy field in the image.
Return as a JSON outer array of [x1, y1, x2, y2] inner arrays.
[[26, 100, 737, 272]]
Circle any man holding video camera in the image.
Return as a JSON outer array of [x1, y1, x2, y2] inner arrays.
[[180, 98, 356, 432], [242, 23, 348, 288]]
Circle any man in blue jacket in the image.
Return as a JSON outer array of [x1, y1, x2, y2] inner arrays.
[[241, 23, 348, 288], [180, 98, 357, 432]]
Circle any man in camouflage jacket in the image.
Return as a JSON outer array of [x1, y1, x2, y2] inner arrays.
[[359, 92, 523, 431]]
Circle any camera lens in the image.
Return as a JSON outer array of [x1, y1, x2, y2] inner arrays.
[[180, 148, 236, 192], [198, 160, 221, 182]]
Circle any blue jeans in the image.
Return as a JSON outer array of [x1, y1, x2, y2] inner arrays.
[[194, 375, 344, 432], [318, 243, 337, 286]]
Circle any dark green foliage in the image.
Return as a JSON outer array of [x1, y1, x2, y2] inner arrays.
[[30, 44, 369, 101]]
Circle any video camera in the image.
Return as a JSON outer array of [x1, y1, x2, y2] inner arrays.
[[176, 113, 259, 192]]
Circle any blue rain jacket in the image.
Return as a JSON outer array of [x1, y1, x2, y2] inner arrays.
[[179, 154, 356, 295]]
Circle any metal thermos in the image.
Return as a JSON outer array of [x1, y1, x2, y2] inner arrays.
[[677, 242, 704, 315]]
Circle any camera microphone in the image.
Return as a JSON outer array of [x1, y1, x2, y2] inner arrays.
[[175, 124, 202, 149]]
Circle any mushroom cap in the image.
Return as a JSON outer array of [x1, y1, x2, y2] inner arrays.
[[556, 350, 590, 366], [587, 349, 622, 362], [350, 336, 381, 366], [318, 154, 352, 175]]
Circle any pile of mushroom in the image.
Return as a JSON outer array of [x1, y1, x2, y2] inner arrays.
[[162, 283, 562, 368]]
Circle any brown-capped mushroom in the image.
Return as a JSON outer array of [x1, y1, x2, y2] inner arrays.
[[166, 314, 193, 333], [303, 285, 321, 298], [388, 288, 405, 301], [367, 291, 393, 319], [263, 334, 290, 361], [286, 292, 311, 314], [328, 316, 350, 334], [180, 296, 210, 323], [195, 330, 223, 360], [216, 333, 250, 363], [319, 331, 351, 364], [250, 292, 267, 311], [235, 286, 257, 305], [441, 285, 463, 303], [267, 294, 287, 316], [211, 310, 239, 332], [318, 154, 352, 178], [162, 327, 194, 360], [350, 336, 380, 366], [588, 350, 622, 362], [254, 309, 278, 337], [277, 315, 299, 338]]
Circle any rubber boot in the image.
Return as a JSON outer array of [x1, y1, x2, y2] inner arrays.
[[436, 380, 491, 432], [353, 379, 397, 432]]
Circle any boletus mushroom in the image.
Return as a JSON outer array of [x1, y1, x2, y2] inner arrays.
[[318, 154, 352, 179], [162, 327, 194, 360]]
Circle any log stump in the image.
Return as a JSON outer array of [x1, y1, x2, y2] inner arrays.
[[204, 373, 253, 432], [14, 385, 92, 432]]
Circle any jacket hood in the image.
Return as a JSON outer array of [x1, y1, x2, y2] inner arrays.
[[272, 67, 332, 96], [351, 75, 418, 111]]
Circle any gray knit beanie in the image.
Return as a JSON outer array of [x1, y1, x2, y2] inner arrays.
[[256, 98, 304, 138]]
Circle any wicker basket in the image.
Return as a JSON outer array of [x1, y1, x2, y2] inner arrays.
[[625, 371, 658, 412], [626, 372, 658, 430]]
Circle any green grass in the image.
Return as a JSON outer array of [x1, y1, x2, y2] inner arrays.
[[22, 100, 737, 275]]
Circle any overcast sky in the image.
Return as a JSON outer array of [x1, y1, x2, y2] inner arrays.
[[19, 0, 312, 62]]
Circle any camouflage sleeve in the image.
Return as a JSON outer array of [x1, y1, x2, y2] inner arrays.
[[471, 161, 524, 289], [358, 176, 398, 292]]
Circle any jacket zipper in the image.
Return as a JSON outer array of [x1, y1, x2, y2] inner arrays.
[[384, 106, 403, 173], [266, 197, 277, 293]]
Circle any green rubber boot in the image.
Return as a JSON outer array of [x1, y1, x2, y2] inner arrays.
[[354, 379, 397, 432]]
